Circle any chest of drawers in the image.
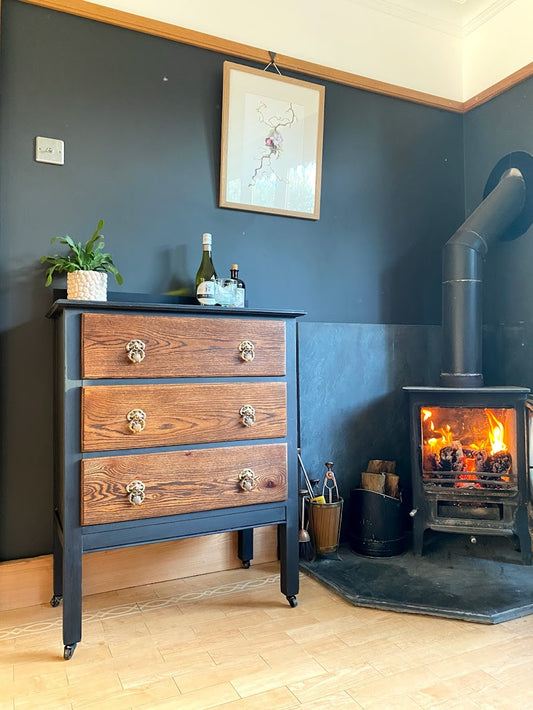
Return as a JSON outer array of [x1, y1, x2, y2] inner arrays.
[[47, 299, 304, 659]]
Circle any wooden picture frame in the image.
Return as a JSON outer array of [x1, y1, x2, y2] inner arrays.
[[219, 61, 325, 220]]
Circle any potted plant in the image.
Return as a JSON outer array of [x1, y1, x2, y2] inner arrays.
[[41, 219, 123, 300]]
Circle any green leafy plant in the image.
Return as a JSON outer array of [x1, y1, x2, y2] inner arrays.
[[41, 219, 123, 287]]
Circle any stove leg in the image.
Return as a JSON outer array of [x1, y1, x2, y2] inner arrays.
[[515, 508, 532, 565], [412, 522, 425, 556]]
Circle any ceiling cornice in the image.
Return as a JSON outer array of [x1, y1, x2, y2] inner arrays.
[[350, 0, 517, 38]]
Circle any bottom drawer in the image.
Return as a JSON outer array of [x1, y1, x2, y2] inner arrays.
[[81, 443, 287, 525]]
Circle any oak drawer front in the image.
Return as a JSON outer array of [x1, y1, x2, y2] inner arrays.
[[81, 313, 286, 378], [81, 382, 287, 452], [81, 443, 288, 525]]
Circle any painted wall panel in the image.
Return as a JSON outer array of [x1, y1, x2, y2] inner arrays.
[[0, 0, 463, 560]]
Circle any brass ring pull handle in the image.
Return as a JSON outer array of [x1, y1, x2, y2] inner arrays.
[[239, 404, 256, 427], [126, 480, 146, 505], [126, 339, 146, 364], [239, 340, 255, 362], [239, 468, 258, 491], [127, 408, 146, 433]]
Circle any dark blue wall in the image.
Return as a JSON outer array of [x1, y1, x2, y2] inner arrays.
[[0, 0, 470, 560], [464, 77, 533, 389]]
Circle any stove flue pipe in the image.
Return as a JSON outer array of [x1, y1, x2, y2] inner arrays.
[[440, 167, 526, 387]]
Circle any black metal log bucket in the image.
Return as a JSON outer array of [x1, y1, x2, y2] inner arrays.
[[349, 488, 405, 557]]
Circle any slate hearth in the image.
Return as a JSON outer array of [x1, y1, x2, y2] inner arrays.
[[300, 532, 533, 624]]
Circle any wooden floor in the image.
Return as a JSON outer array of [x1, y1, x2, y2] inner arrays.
[[2, 561, 533, 709]]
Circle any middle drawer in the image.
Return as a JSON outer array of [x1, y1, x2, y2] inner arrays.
[[81, 381, 287, 452]]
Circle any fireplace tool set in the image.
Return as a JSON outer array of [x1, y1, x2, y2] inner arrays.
[[298, 450, 343, 560]]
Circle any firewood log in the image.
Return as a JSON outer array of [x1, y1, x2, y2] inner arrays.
[[361, 472, 386, 493], [367, 460, 396, 474]]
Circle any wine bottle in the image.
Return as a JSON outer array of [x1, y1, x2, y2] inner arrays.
[[195, 233, 217, 305], [230, 263, 246, 307]]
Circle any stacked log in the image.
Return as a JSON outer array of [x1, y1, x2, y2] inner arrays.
[[361, 460, 400, 499]]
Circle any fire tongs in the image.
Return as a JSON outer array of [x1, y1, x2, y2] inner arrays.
[[322, 462, 339, 503]]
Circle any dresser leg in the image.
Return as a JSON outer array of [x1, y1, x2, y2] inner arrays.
[[238, 528, 254, 568], [51, 515, 63, 606], [278, 522, 299, 603], [61, 535, 82, 658]]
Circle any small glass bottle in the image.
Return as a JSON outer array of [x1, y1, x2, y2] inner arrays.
[[230, 263, 246, 307], [195, 233, 217, 305]]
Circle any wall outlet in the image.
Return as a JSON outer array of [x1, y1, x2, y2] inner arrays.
[[35, 136, 64, 165]]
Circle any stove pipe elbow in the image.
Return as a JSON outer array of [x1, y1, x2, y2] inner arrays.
[[440, 168, 526, 387]]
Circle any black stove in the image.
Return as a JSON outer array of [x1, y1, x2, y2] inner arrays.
[[404, 386, 531, 564]]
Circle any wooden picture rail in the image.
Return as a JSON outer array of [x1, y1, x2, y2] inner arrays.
[[17, 0, 533, 114]]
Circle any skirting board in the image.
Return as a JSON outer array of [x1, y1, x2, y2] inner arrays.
[[0, 526, 278, 612]]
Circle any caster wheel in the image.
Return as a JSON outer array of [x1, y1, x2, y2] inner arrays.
[[241, 560, 250, 569], [63, 643, 77, 660], [286, 595, 298, 608], [50, 595, 62, 608]]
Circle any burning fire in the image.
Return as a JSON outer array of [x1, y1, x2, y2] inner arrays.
[[422, 408, 507, 457], [421, 408, 511, 487]]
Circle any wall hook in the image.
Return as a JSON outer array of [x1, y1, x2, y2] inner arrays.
[[264, 50, 282, 75]]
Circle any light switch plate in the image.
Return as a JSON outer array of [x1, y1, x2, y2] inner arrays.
[[35, 136, 64, 165]]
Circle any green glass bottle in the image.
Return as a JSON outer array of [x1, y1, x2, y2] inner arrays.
[[195, 233, 217, 305]]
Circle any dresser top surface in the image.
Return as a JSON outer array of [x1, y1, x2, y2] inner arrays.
[[47, 295, 306, 320]]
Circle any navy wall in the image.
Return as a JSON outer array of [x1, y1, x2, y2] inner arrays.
[[0, 0, 466, 560], [464, 77, 533, 389]]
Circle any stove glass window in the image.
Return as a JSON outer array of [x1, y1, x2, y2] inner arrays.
[[420, 407, 516, 490]]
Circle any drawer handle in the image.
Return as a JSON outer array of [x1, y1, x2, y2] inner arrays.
[[239, 404, 256, 427], [239, 468, 258, 491], [126, 339, 146, 364], [126, 480, 146, 505], [239, 340, 255, 362], [127, 408, 146, 433]]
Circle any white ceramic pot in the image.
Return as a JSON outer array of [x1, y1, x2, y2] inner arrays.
[[67, 271, 108, 301]]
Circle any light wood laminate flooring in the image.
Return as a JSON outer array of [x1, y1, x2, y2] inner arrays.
[[2, 562, 533, 709]]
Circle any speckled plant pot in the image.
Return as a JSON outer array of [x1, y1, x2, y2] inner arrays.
[[67, 271, 107, 301]]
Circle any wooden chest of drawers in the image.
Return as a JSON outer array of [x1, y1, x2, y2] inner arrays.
[[47, 299, 304, 659]]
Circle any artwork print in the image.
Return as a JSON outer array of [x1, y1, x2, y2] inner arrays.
[[219, 62, 325, 220]]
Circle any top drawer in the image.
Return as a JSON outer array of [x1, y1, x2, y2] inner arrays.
[[81, 313, 286, 379]]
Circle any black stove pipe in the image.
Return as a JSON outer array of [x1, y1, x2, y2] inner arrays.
[[440, 167, 526, 387]]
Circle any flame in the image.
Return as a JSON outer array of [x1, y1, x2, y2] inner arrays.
[[485, 409, 507, 454], [422, 410, 454, 452], [422, 408, 508, 456]]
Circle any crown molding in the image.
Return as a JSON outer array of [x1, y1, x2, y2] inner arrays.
[[462, 0, 516, 36], [350, 0, 517, 38], [350, 0, 462, 37]]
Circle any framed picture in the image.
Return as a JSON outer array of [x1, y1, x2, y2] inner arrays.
[[219, 61, 325, 220]]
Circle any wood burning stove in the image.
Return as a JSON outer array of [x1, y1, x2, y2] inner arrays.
[[405, 153, 533, 563], [404, 386, 531, 564]]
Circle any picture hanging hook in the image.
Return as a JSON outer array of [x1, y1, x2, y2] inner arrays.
[[264, 50, 282, 75]]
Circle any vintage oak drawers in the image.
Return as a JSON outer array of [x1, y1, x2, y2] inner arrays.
[[48, 300, 303, 658], [80, 312, 288, 524]]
